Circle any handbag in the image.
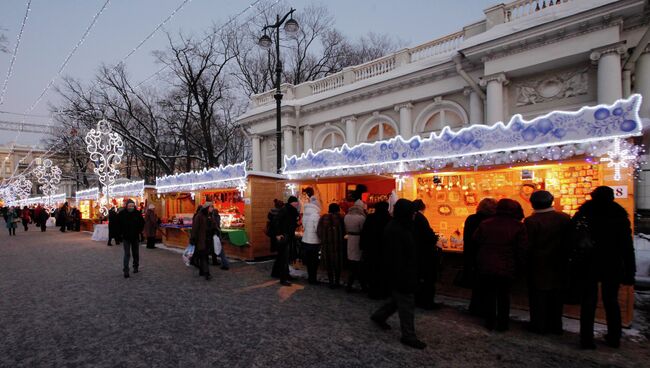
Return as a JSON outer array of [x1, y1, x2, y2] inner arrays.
[[213, 235, 222, 256]]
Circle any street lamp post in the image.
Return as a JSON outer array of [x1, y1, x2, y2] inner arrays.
[[259, 8, 299, 174]]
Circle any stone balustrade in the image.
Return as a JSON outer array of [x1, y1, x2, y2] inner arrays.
[[505, 0, 573, 23]]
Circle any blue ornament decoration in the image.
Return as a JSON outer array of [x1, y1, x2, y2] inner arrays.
[[460, 131, 474, 145], [594, 108, 610, 120], [613, 107, 623, 116], [511, 122, 524, 131], [552, 128, 566, 138], [472, 140, 484, 149], [409, 139, 421, 150], [535, 119, 554, 135], [620, 120, 637, 132], [380, 143, 388, 151], [391, 152, 399, 160], [450, 137, 462, 150], [441, 132, 453, 141], [521, 127, 538, 142]]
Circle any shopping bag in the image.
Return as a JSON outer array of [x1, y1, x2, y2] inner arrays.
[[213, 235, 222, 256], [182, 244, 195, 266]]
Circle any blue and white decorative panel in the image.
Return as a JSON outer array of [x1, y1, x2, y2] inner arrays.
[[109, 180, 145, 198], [283, 95, 643, 178], [155, 162, 247, 194], [75, 187, 99, 201]]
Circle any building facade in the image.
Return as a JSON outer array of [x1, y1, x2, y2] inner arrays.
[[237, 0, 650, 207]]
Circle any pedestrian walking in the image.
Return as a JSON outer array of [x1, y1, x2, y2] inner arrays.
[[344, 199, 366, 292], [39, 207, 49, 232], [72, 206, 82, 231], [572, 186, 635, 349], [317, 203, 345, 289], [360, 201, 392, 299], [413, 199, 440, 310], [107, 207, 121, 246], [21, 206, 31, 231], [524, 190, 571, 335], [190, 202, 214, 280], [266, 199, 283, 256], [58, 202, 70, 233], [144, 204, 159, 249], [301, 195, 321, 284], [463, 198, 497, 315], [34, 205, 42, 228], [271, 196, 300, 286], [210, 207, 229, 270], [6, 206, 18, 236], [371, 199, 426, 350], [473, 198, 527, 331], [119, 200, 145, 278]]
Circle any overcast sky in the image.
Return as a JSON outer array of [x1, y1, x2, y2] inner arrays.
[[0, 0, 496, 139]]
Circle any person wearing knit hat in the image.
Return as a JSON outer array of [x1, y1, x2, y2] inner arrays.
[[524, 190, 571, 335], [144, 203, 160, 249], [118, 199, 145, 278]]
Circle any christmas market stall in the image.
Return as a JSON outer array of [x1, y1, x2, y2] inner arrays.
[[155, 162, 284, 260], [75, 187, 100, 231], [283, 95, 644, 326]]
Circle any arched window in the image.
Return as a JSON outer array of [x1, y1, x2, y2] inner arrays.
[[318, 131, 345, 150], [365, 122, 396, 142], [414, 101, 468, 137]]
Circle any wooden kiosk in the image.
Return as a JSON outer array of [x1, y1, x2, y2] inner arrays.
[[75, 187, 100, 231], [283, 96, 644, 327], [155, 162, 284, 260]]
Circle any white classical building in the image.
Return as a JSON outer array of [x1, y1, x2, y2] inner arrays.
[[237, 0, 650, 207]]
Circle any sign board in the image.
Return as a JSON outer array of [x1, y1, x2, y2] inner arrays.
[[610, 185, 628, 199]]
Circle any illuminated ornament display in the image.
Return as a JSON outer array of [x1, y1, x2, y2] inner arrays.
[[108, 180, 145, 199], [237, 180, 247, 197], [393, 175, 407, 191], [283, 95, 643, 179], [285, 183, 297, 195], [155, 162, 247, 194], [75, 187, 100, 202], [32, 159, 62, 211], [11, 174, 33, 200], [600, 138, 638, 181], [85, 119, 124, 216]]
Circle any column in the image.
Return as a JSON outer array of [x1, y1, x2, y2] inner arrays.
[[303, 126, 313, 153], [590, 44, 625, 104], [344, 116, 357, 146], [464, 88, 484, 124], [480, 73, 508, 124], [282, 127, 294, 157], [394, 103, 413, 139], [251, 135, 261, 172], [636, 48, 650, 119]]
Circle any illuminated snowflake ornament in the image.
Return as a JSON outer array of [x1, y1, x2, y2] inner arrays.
[[11, 175, 33, 201], [32, 159, 62, 211], [600, 138, 638, 181], [85, 119, 124, 216], [237, 180, 247, 198]]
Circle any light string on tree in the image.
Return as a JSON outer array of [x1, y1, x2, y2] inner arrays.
[[85, 119, 124, 216], [0, 0, 32, 106], [134, 0, 278, 89]]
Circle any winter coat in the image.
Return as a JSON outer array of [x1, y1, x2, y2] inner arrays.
[[5, 208, 17, 229], [382, 218, 418, 294], [524, 209, 572, 290], [108, 209, 121, 237], [190, 210, 210, 253], [413, 211, 439, 276], [360, 209, 392, 256], [344, 205, 366, 261], [118, 209, 145, 242], [474, 215, 528, 279], [317, 213, 345, 270], [21, 208, 31, 222], [143, 209, 159, 238], [274, 203, 300, 243], [572, 200, 635, 284], [39, 208, 50, 224], [463, 212, 492, 279], [301, 202, 321, 245]]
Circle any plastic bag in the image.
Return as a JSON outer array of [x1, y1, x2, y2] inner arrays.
[[213, 235, 222, 256], [182, 244, 195, 266]]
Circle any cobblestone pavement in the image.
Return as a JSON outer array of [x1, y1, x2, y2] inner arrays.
[[1, 228, 649, 368]]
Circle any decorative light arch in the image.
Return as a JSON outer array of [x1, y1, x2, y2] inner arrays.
[[314, 125, 346, 150], [357, 112, 399, 143], [414, 99, 468, 136]]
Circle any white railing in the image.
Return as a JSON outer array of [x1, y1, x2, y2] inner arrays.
[[505, 0, 572, 23], [311, 73, 345, 95], [409, 31, 464, 62], [353, 55, 396, 82], [253, 90, 276, 106]]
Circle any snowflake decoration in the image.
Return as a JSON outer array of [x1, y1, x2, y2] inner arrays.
[[237, 180, 248, 198], [285, 183, 297, 195], [11, 175, 33, 200], [393, 175, 408, 191], [85, 119, 124, 216], [32, 159, 62, 211], [600, 138, 637, 181]]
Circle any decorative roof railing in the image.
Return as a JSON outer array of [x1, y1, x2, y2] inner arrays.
[[505, 0, 574, 23]]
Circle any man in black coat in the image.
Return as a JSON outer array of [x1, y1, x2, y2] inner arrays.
[[271, 196, 300, 286], [573, 186, 635, 349], [371, 199, 426, 350], [107, 207, 121, 246], [119, 199, 145, 278], [360, 201, 392, 299], [412, 199, 440, 310]]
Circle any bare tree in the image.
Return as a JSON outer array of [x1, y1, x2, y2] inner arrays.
[[0, 27, 8, 54]]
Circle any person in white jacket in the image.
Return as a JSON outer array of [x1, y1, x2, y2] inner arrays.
[[344, 201, 367, 292], [301, 195, 322, 284]]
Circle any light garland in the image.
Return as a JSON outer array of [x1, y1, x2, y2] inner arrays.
[[32, 159, 62, 211], [11, 174, 32, 200], [0, 0, 32, 106], [15, 193, 67, 208], [285, 183, 297, 195], [75, 187, 100, 202], [283, 95, 644, 179], [155, 162, 247, 194], [85, 119, 124, 215], [600, 138, 638, 181], [394, 175, 407, 191]]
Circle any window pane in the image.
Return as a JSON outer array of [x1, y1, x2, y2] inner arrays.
[[424, 112, 442, 132], [382, 123, 396, 139], [443, 110, 463, 128], [366, 124, 380, 142]]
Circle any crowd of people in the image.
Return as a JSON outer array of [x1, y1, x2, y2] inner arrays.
[[1, 203, 75, 235], [265, 185, 636, 350]]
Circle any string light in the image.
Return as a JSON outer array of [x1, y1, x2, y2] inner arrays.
[[108, 180, 144, 198], [0, 0, 32, 106], [32, 159, 62, 212], [85, 119, 124, 216], [155, 161, 247, 194], [600, 138, 638, 181]]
